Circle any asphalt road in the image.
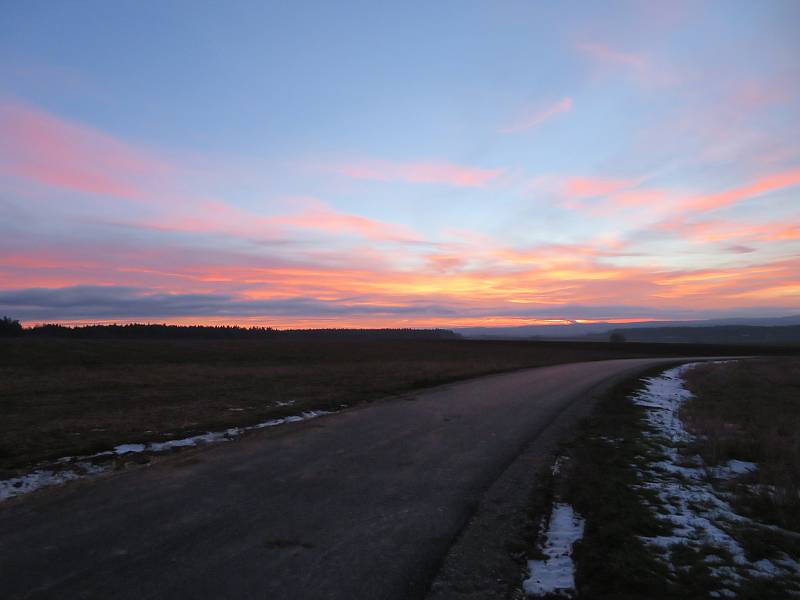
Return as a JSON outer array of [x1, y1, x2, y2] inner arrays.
[[0, 358, 694, 599]]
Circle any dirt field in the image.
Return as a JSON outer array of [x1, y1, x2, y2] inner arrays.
[[0, 337, 791, 473]]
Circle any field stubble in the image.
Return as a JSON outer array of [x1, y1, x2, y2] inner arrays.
[[0, 337, 793, 475], [0, 337, 723, 474]]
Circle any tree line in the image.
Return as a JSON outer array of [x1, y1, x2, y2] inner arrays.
[[0, 317, 459, 340]]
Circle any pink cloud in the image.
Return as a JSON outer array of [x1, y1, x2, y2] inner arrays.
[[0, 100, 421, 246], [731, 78, 794, 113], [499, 97, 573, 133], [272, 201, 419, 242], [684, 168, 800, 212], [562, 176, 637, 198], [333, 159, 503, 187], [5, 228, 800, 325], [576, 42, 646, 70], [556, 176, 674, 218], [134, 196, 419, 244], [576, 42, 677, 87], [558, 167, 800, 224], [0, 100, 168, 199], [660, 217, 800, 244]]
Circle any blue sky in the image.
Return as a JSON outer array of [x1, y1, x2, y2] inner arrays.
[[1, 1, 798, 326]]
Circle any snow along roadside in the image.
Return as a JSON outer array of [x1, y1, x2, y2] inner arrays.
[[0, 409, 330, 502], [523, 502, 585, 597], [632, 363, 800, 596]]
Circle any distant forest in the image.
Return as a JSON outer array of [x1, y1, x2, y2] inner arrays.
[[5, 316, 799, 345], [605, 325, 800, 345], [0, 317, 459, 340]]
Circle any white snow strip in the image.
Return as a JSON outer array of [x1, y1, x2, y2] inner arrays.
[[0, 409, 331, 502], [0, 462, 109, 502], [632, 363, 800, 591], [710, 459, 758, 480], [523, 503, 585, 597], [114, 443, 146, 455]]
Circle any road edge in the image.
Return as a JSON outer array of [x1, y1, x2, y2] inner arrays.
[[424, 359, 690, 600]]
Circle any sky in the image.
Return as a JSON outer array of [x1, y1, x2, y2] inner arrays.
[[1, 0, 799, 328]]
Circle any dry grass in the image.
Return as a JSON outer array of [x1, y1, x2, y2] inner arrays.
[[0, 336, 792, 475], [539, 360, 800, 599], [0, 336, 718, 474], [558, 367, 680, 600], [682, 358, 800, 532]]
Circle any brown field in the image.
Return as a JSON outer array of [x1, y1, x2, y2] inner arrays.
[[0, 336, 792, 474], [682, 358, 800, 532]]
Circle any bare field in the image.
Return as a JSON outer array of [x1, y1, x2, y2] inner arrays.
[[683, 358, 800, 532], [0, 337, 791, 474]]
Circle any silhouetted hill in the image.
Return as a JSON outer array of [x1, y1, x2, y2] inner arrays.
[[603, 325, 800, 345], [456, 315, 800, 339]]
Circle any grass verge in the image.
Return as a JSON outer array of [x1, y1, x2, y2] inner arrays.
[[558, 366, 680, 600], [524, 359, 800, 599]]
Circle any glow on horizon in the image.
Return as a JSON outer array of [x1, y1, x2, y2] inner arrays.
[[19, 316, 666, 330], [1, 1, 798, 327]]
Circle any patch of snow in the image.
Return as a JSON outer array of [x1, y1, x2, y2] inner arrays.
[[752, 558, 782, 576], [114, 443, 146, 455], [249, 410, 329, 430], [0, 462, 109, 502], [148, 429, 235, 452], [0, 409, 331, 503], [523, 503, 585, 597], [710, 459, 757, 480], [632, 364, 800, 592]]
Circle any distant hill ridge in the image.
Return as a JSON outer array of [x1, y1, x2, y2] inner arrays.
[[604, 324, 800, 345], [456, 315, 800, 339]]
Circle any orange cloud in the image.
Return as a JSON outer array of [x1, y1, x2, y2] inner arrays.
[[731, 283, 800, 300], [660, 217, 800, 244], [4, 239, 799, 325], [499, 97, 573, 133], [2, 102, 797, 327], [333, 159, 503, 187]]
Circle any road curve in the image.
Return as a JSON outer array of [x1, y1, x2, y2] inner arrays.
[[0, 358, 694, 599]]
